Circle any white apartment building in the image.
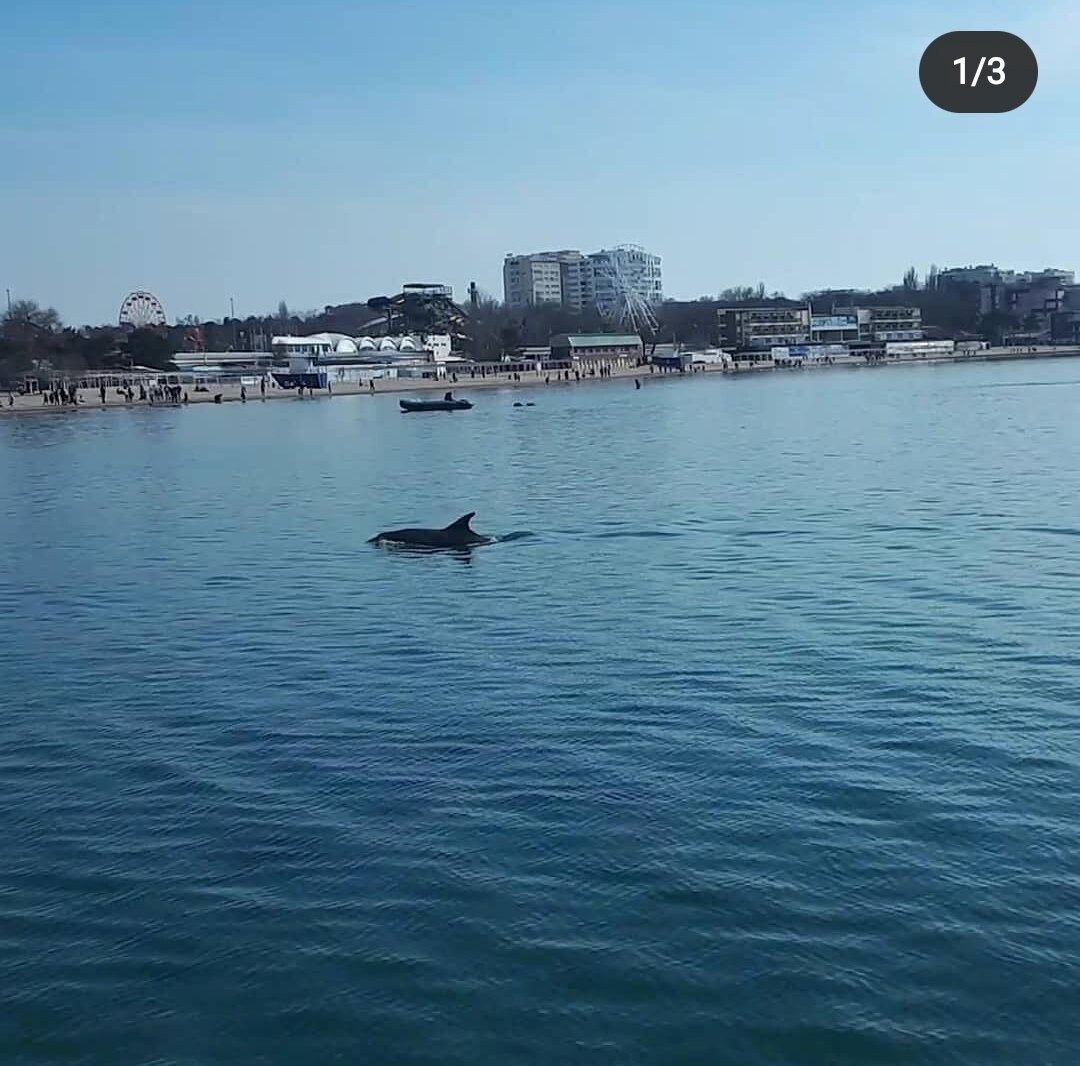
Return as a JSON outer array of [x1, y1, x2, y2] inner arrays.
[[503, 250, 588, 310], [502, 245, 662, 316]]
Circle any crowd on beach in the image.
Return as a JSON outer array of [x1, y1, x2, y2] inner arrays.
[[26, 380, 188, 407]]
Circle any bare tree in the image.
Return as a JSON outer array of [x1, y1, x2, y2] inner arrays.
[[2, 299, 62, 335]]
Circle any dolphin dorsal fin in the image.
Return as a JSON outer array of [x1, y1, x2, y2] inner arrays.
[[445, 512, 475, 531]]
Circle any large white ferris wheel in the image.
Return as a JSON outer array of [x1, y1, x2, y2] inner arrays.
[[118, 290, 167, 329], [594, 249, 660, 335]]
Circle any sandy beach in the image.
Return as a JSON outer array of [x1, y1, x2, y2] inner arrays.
[[3, 344, 1079, 417], [0, 359, 683, 415]]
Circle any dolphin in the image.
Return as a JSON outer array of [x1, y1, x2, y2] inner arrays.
[[368, 512, 493, 550]]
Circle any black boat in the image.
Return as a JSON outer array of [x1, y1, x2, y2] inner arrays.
[[399, 393, 473, 413]]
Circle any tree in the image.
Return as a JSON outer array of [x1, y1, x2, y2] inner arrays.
[[123, 328, 177, 370], [499, 323, 523, 356], [903, 266, 919, 291], [717, 285, 758, 302], [0, 299, 63, 382], [2, 299, 62, 335]]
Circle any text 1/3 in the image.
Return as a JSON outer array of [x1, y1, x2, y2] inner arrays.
[[953, 56, 1005, 86], [920, 31, 1036, 113]]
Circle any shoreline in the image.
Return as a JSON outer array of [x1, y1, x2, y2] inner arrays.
[[3, 345, 1080, 418]]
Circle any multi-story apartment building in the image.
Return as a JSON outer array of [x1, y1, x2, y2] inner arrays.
[[940, 265, 1074, 322], [939, 264, 1016, 288], [502, 245, 661, 317], [503, 251, 582, 310]]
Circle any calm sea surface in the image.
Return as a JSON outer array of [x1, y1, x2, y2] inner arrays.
[[2, 360, 1080, 1065]]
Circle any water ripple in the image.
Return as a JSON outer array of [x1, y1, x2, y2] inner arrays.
[[3, 362, 1080, 1064]]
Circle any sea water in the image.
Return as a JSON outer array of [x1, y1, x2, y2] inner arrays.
[[2, 360, 1079, 1065]]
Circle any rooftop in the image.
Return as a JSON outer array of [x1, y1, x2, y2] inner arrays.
[[552, 334, 644, 348]]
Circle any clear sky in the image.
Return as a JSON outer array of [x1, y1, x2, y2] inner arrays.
[[1, 0, 1077, 326]]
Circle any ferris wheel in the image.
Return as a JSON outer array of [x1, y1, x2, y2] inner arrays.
[[596, 256, 659, 335], [118, 290, 167, 329]]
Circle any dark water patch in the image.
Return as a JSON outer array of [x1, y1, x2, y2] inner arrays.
[[1019, 525, 1080, 538], [730, 528, 817, 538], [981, 378, 1080, 389]]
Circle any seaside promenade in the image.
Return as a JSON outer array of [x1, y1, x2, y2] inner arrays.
[[2, 344, 1078, 416]]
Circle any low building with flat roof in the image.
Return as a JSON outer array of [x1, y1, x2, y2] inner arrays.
[[549, 333, 644, 362]]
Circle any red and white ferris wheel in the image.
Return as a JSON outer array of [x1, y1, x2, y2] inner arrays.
[[118, 290, 167, 329]]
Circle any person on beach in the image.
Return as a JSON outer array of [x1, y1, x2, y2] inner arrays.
[[260, 376, 266, 398], [298, 383, 304, 397], [369, 379, 375, 393], [240, 385, 247, 403], [99, 384, 106, 405]]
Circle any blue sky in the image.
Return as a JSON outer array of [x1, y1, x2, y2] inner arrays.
[[1, 0, 1077, 325]]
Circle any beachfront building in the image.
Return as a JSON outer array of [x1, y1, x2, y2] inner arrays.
[[718, 305, 811, 349], [809, 313, 861, 344], [173, 350, 276, 372], [271, 333, 457, 389], [831, 306, 923, 343], [549, 333, 644, 363]]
